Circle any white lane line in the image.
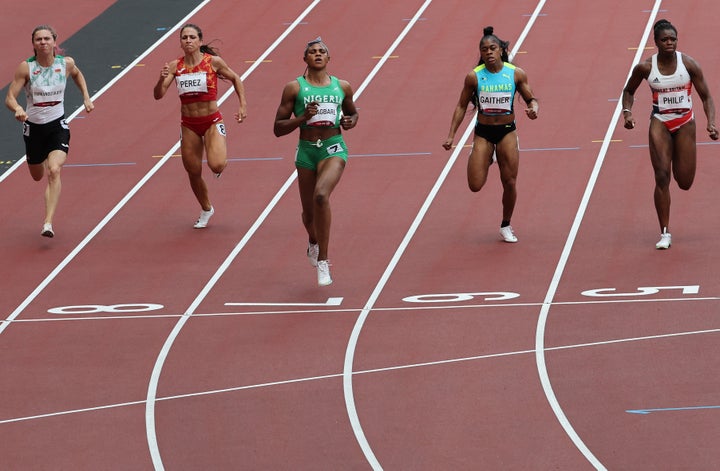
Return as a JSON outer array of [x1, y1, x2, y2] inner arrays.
[[140, 1, 355, 469], [0, 1, 213, 336], [533, 2, 663, 470], [145, 0, 442, 470], [341, 2, 546, 469], [142, 2, 440, 469], [6, 292, 719, 324], [8, 325, 718, 426], [0, 1, 214, 184]]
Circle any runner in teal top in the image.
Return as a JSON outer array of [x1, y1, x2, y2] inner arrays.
[[443, 26, 538, 244], [474, 62, 517, 116], [274, 37, 359, 286]]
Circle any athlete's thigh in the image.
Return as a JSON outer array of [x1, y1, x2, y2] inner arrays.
[[27, 162, 45, 181], [203, 120, 228, 167], [467, 135, 494, 184], [495, 131, 519, 180], [672, 120, 697, 179], [315, 156, 345, 195], [648, 118, 673, 173], [296, 166, 318, 212], [180, 126, 204, 173]]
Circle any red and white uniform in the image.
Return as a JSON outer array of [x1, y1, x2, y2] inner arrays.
[[649, 51, 693, 132], [175, 53, 218, 105]]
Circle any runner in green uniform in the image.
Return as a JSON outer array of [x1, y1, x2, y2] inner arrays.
[[274, 37, 359, 286]]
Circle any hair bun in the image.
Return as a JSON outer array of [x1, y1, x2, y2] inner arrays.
[[483, 26, 494, 36]]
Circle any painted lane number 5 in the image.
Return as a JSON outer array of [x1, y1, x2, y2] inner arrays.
[[581, 285, 699, 297]]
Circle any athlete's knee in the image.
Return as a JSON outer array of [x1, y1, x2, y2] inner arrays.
[[676, 175, 694, 191], [467, 173, 488, 192], [501, 175, 517, 189], [186, 168, 203, 182], [208, 160, 226, 175], [654, 169, 671, 187], [314, 189, 331, 207], [46, 164, 62, 181], [468, 181, 485, 192], [30, 170, 44, 182]]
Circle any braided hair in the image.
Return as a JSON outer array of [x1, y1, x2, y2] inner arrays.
[[471, 26, 511, 107], [653, 19, 677, 40], [476, 26, 510, 66]]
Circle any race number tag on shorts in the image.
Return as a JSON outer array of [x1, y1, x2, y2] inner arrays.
[[23, 122, 30, 137], [307, 102, 338, 127], [215, 122, 226, 136], [657, 90, 692, 113], [326, 142, 344, 156]]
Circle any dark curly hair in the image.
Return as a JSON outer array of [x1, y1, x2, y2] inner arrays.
[[471, 26, 511, 107]]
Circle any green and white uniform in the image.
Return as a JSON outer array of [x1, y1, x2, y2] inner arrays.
[[24, 55, 68, 124], [22, 55, 71, 164], [293, 75, 348, 170]]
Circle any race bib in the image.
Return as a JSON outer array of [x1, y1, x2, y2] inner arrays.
[[478, 91, 513, 114], [176, 72, 208, 95], [306, 102, 339, 127], [657, 90, 692, 113]]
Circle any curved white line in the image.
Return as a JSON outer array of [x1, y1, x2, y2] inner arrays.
[[143, 2, 324, 469], [341, 2, 545, 469], [534, 2, 662, 470], [0, 1, 213, 335]]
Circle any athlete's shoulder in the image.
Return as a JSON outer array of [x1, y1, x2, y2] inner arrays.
[[633, 56, 653, 74]]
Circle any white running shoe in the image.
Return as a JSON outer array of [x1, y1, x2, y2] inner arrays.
[[499, 225, 518, 243], [317, 260, 333, 286], [307, 243, 319, 267], [656, 232, 672, 250], [41, 223, 54, 238], [193, 206, 215, 228]]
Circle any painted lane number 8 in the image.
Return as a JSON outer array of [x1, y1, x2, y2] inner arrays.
[[47, 304, 164, 314]]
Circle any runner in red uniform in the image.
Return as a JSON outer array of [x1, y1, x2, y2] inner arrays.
[[154, 23, 247, 228]]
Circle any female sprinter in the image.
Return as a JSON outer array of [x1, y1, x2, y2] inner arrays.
[[5, 25, 94, 237], [622, 19, 718, 249], [273, 37, 359, 286], [442, 26, 538, 243], [154, 23, 247, 228]]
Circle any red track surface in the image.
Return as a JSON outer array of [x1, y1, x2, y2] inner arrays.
[[2, 1, 720, 469], [0, 1, 115, 82]]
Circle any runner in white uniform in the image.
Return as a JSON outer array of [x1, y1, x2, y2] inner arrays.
[[621, 19, 718, 249], [5, 25, 94, 238]]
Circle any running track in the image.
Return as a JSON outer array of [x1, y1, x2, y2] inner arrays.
[[1, 1, 720, 469]]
